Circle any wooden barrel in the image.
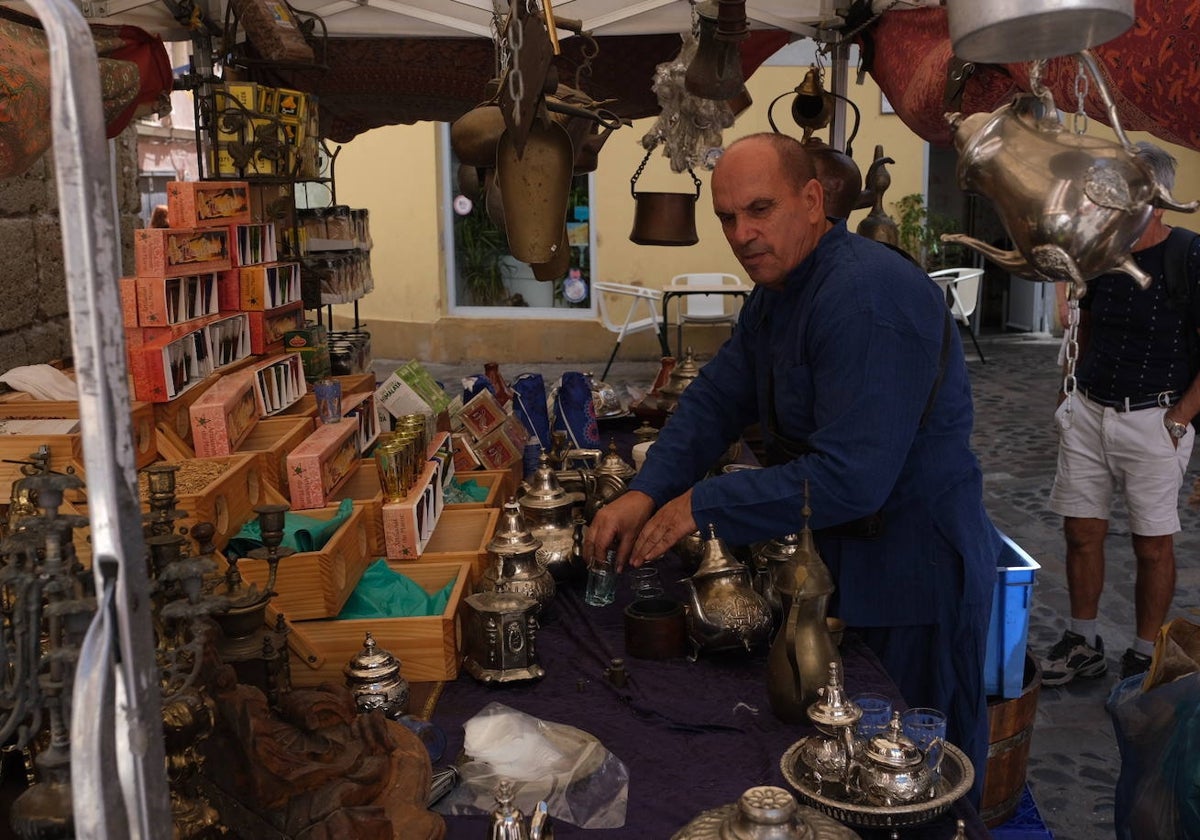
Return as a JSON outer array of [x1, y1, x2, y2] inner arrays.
[[981, 651, 1042, 827]]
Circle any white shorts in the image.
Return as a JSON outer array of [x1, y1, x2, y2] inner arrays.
[[1049, 393, 1194, 536]]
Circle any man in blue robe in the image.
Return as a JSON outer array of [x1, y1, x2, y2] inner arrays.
[[586, 132, 1001, 805]]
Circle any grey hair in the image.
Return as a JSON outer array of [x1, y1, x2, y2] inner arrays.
[[1134, 141, 1177, 192]]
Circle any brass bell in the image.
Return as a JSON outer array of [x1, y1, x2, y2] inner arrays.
[[684, 0, 747, 101], [628, 144, 701, 247], [531, 225, 571, 281], [497, 116, 574, 265], [789, 68, 832, 132]]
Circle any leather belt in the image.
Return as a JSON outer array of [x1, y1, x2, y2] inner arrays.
[[1081, 389, 1179, 413]]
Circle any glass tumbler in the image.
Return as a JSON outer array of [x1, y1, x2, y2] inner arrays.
[[852, 692, 893, 740], [314, 377, 342, 424], [585, 548, 618, 606], [900, 706, 948, 773]]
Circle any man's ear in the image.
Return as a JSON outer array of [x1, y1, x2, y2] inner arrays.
[[802, 178, 825, 222]]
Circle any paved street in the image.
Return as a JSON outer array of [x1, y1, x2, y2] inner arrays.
[[410, 331, 1200, 840]]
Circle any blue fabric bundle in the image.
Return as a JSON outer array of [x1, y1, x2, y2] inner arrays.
[[511, 372, 551, 450], [553, 371, 600, 448]]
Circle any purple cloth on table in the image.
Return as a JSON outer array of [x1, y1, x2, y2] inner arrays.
[[433, 551, 988, 839]]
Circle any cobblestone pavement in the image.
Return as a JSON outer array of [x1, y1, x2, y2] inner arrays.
[[406, 333, 1200, 840]]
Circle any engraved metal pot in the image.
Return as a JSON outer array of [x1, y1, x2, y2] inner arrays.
[[944, 51, 1198, 292], [479, 500, 557, 610], [853, 713, 941, 807], [344, 631, 410, 719], [518, 455, 586, 582], [682, 525, 773, 655], [671, 784, 862, 840]]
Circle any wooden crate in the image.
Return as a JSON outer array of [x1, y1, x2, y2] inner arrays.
[[0, 428, 82, 501], [143, 452, 266, 550], [0, 397, 156, 469], [416, 507, 500, 584], [227, 506, 371, 620], [152, 371, 224, 446], [445, 469, 506, 509], [326, 459, 385, 557], [280, 560, 471, 684], [235, 416, 314, 498]]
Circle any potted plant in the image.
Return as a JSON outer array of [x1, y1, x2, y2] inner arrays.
[[893, 193, 966, 271], [454, 202, 509, 305]]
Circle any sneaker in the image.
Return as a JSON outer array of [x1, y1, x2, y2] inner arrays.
[[1041, 630, 1107, 686], [1120, 648, 1152, 681]]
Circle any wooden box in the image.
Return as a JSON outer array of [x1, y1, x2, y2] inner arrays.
[[166, 180, 251, 229], [235, 415, 314, 498], [326, 460, 386, 557], [232, 506, 372, 620], [445, 469, 506, 509], [281, 560, 472, 685], [134, 227, 232, 278], [151, 371, 224, 447], [189, 369, 259, 457], [0, 422, 82, 501], [380, 458, 441, 559], [126, 274, 220, 328], [0, 396, 156, 470], [143, 452, 267, 550], [417, 507, 500, 583], [286, 419, 360, 509]]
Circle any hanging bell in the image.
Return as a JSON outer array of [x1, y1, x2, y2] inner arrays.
[[497, 112, 574, 264], [628, 144, 701, 247], [789, 68, 832, 132], [685, 0, 746, 101], [531, 225, 571, 281]]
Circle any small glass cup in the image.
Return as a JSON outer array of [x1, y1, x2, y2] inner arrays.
[[852, 692, 893, 740], [900, 706, 947, 773], [314, 377, 342, 424], [584, 549, 618, 607]]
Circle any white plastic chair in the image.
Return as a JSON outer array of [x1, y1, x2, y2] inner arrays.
[[930, 267, 986, 363], [593, 280, 665, 380], [666, 273, 749, 357]]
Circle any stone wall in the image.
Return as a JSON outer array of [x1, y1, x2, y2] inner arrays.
[[0, 126, 141, 373]]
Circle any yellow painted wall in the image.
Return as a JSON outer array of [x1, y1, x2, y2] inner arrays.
[[328, 53, 1200, 364]]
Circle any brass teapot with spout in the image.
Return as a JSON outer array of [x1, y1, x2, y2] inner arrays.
[[681, 525, 773, 656], [943, 50, 1197, 294]]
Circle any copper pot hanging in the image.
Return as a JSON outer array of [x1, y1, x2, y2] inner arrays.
[[628, 143, 701, 247]]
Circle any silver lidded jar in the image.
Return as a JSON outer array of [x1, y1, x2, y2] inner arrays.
[[344, 631, 410, 719], [480, 499, 557, 610]]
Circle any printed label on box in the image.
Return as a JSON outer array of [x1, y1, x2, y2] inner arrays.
[[167, 181, 251, 229], [135, 228, 232, 278], [457, 389, 506, 441], [190, 370, 259, 457]]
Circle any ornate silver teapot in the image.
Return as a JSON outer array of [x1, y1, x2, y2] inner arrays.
[[518, 455, 586, 582], [479, 500, 557, 611], [852, 712, 941, 807], [681, 525, 773, 656], [799, 661, 861, 786], [344, 632, 410, 719], [944, 50, 1197, 292]]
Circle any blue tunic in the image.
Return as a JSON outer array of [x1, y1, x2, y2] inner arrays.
[[631, 222, 1001, 801]]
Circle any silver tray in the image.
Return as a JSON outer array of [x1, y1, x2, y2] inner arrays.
[[779, 736, 974, 829]]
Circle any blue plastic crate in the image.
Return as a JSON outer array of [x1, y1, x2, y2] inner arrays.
[[985, 532, 1040, 698], [990, 784, 1054, 840]]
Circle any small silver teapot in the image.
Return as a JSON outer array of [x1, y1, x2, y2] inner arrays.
[[852, 712, 941, 807], [344, 632, 410, 719]]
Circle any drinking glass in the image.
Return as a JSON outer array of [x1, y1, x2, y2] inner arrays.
[[852, 692, 893, 740], [314, 377, 342, 424], [900, 707, 947, 773], [584, 549, 618, 606]]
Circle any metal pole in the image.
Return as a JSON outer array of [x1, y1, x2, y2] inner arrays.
[[23, 0, 171, 836]]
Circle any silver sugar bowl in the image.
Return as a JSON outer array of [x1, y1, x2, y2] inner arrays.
[[344, 632, 410, 719]]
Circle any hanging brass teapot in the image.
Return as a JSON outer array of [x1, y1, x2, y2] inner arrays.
[[943, 50, 1198, 291]]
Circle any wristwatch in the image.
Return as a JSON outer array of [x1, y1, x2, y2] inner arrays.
[[1165, 416, 1189, 439]]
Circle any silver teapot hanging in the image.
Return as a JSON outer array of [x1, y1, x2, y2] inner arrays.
[[479, 500, 557, 611], [944, 50, 1198, 293], [681, 524, 773, 656], [344, 631, 410, 719], [852, 712, 941, 807], [518, 454, 586, 582]]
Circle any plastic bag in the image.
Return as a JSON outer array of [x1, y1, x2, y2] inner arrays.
[[1107, 618, 1200, 839], [434, 702, 628, 829]]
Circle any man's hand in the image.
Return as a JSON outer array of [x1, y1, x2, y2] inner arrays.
[[584, 491, 656, 572], [630, 489, 698, 569]]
